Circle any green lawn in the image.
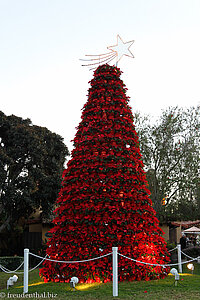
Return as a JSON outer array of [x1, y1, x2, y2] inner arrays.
[[1, 264, 200, 299]]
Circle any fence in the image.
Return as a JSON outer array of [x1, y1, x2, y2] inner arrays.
[[0, 244, 200, 297]]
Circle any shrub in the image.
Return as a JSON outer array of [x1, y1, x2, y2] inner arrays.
[[182, 246, 200, 258], [0, 256, 23, 272], [166, 241, 176, 251]]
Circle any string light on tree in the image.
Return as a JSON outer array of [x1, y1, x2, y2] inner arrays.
[[161, 197, 166, 206]]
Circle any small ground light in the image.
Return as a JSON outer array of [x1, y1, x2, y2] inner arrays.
[[187, 263, 194, 274], [70, 277, 79, 291], [170, 268, 180, 286], [170, 268, 178, 275], [7, 275, 18, 289]]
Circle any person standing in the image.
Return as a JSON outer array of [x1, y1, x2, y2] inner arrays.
[[180, 234, 187, 249]]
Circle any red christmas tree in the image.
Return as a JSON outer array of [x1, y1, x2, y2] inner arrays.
[[40, 64, 169, 283]]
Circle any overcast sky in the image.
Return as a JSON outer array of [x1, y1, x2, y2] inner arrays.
[[0, 0, 200, 151]]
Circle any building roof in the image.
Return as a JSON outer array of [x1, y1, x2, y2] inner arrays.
[[183, 226, 200, 233], [171, 220, 200, 228]]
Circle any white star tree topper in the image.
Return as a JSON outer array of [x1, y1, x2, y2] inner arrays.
[[107, 35, 134, 64], [80, 35, 134, 70]]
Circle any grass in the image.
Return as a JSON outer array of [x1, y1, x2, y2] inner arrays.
[[1, 263, 200, 299]]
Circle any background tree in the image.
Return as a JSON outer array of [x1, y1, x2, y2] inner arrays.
[[134, 106, 200, 221], [0, 111, 69, 235]]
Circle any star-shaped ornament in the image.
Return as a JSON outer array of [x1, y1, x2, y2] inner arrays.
[[107, 35, 134, 63], [80, 35, 134, 69]]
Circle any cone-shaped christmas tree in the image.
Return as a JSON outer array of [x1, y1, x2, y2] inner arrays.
[[40, 64, 169, 283]]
